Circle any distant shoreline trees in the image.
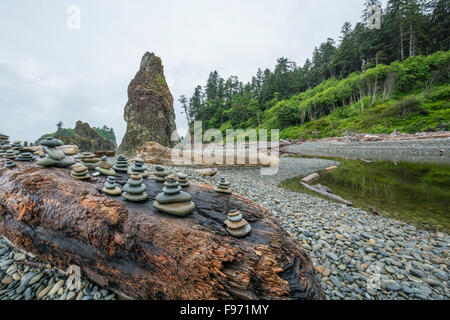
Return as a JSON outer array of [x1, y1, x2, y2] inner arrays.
[[181, 0, 449, 132]]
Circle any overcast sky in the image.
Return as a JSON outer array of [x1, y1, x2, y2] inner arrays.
[[0, 0, 381, 144]]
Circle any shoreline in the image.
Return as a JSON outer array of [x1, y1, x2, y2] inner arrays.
[[282, 134, 450, 165]]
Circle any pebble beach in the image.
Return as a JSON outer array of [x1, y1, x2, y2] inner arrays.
[[1, 157, 449, 300]]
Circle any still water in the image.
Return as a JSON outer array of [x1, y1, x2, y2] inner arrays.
[[280, 159, 450, 233]]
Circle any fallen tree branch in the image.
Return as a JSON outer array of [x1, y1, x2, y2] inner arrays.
[[300, 182, 353, 206]]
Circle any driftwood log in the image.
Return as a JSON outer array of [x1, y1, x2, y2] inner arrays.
[[0, 161, 325, 300], [300, 182, 354, 206]]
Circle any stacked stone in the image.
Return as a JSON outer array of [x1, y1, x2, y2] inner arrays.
[[11, 140, 22, 151], [113, 154, 129, 173], [102, 176, 122, 196], [224, 211, 251, 238], [214, 177, 232, 194], [15, 152, 35, 161], [70, 163, 90, 180], [0, 134, 12, 155], [4, 159, 16, 168], [176, 172, 190, 187], [95, 156, 115, 176], [127, 158, 149, 177], [0, 134, 9, 149], [3, 150, 19, 159], [153, 165, 169, 182], [153, 175, 195, 216], [79, 152, 100, 170], [36, 137, 75, 167], [122, 174, 148, 202]]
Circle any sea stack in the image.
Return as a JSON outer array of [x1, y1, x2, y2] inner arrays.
[[176, 172, 189, 187], [214, 177, 232, 194], [36, 137, 75, 167], [117, 52, 178, 156], [153, 165, 169, 182], [153, 175, 195, 217], [102, 176, 122, 196], [113, 154, 129, 173], [122, 174, 148, 202], [70, 163, 90, 180], [127, 158, 149, 177], [95, 156, 115, 176], [224, 211, 251, 238]]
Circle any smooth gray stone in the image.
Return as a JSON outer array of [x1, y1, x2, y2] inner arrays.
[[122, 183, 147, 194], [44, 146, 66, 160], [228, 213, 243, 222], [163, 186, 182, 194], [104, 182, 116, 189], [36, 156, 75, 167], [128, 177, 144, 186], [123, 192, 148, 202], [155, 190, 192, 204], [40, 137, 63, 147], [410, 269, 425, 278]]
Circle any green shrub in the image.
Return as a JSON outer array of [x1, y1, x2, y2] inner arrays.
[[384, 97, 429, 118]]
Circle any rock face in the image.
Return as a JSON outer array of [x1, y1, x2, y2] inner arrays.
[[117, 52, 178, 156], [0, 162, 325, 300], [57, 121, 115, 153]]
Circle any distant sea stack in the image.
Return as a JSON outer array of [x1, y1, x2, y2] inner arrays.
[[117, 52, 178, 157], [59, 121, 115, 153]]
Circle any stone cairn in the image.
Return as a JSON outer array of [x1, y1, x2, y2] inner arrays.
[[153, 165, 169, 182], [224, 211, 251, 238], [0, 134, 10, 152], [11, 140, 22, 152], [102, 176, 122, 196], [113, 154, 129, 173], [176, 172, 190, 187], [3, 149, 18, 159], [122, 174, 148, 202], [70, 163, 90, 180], [95, 156, 115, 176], [79, 152, 100, 170], [153, 175, 195, 217], [4, 159, 16, 168], [15, 152, 34, 162], [36, 137, 75, 167], [214, 177, 232, 194], [128, 158, 149, 177]]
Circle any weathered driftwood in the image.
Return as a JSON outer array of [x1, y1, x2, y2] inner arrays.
[[301, 173, 320, 184], [300, 182, 354, 206], [0, 162, 325, 300]]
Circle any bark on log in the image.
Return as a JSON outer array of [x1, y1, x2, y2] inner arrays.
[[0, 162, 325, 300], [300, 182, 354, 206]]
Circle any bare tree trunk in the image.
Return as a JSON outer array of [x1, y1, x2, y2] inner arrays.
[[400, 24, 404, 61], [409, 22, 414, 57], [0, 163, 326, 300]]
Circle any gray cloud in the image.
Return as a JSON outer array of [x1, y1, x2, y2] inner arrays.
[[0, 0, 372, 143]]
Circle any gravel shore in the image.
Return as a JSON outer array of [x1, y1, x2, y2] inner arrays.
[[0, 237, 116, 300], [283, 137, 450, 164], [1, 157, 448, 300], [173, 158, 449, 300]]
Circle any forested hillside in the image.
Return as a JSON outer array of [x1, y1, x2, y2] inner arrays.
[[179, 0, 449, 138]]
